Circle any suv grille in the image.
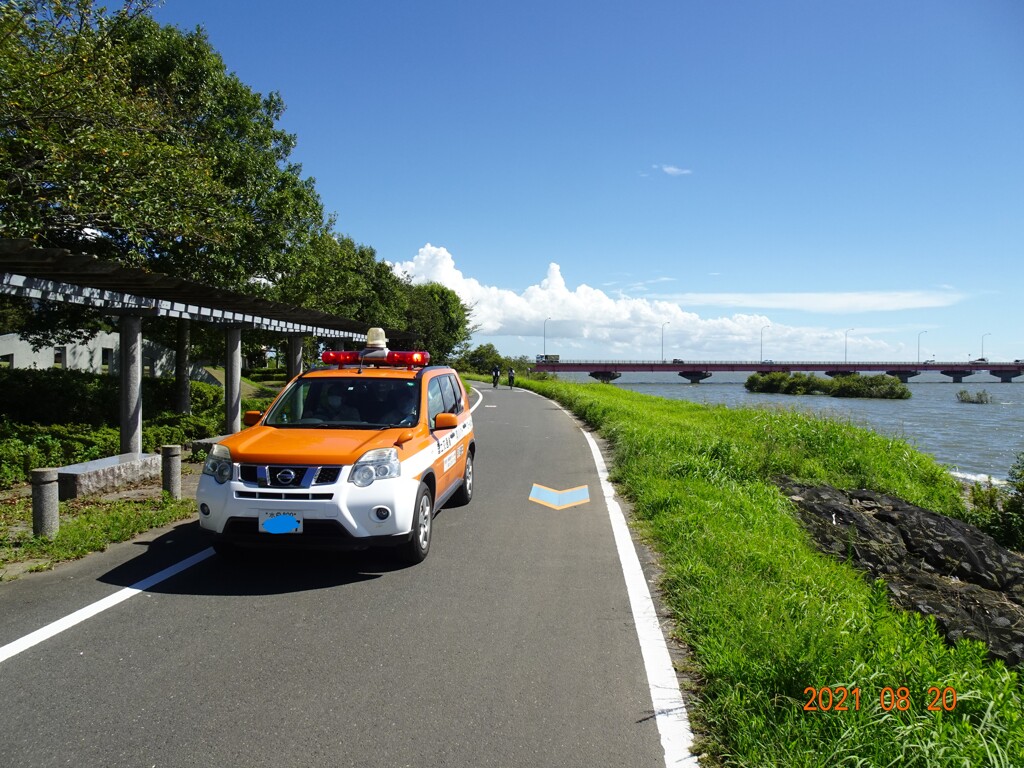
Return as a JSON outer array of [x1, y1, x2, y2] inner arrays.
[[238, 465, 343, 488]]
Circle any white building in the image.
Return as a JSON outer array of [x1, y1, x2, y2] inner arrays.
[[0, 332, 217, 383]]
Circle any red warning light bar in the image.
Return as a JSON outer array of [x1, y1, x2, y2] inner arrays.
[[386, 350, 430, 366], [321, 350, 361, 365], [321, 349, 430, 367]]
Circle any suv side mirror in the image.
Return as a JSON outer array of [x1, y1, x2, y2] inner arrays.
[[243, 410, 263, 426], [433, 412, 457, 430]]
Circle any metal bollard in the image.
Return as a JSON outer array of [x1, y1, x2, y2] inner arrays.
[[31, 468, 59, 539], [161, 445, 182, 500]]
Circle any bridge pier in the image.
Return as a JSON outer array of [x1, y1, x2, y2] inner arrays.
[[885, 370, 920, 384], [995, 370, 1023, 383], [589, 371, 621, 383], [825, 370, 855, 378], [940, 370, 971, 383], [678, 371, 712, 384]]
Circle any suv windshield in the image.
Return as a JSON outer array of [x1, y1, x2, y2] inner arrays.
[[264, 377, 420, 428]]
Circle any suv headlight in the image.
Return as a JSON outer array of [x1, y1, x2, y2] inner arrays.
[[349, 447, 400, 487], [202, 444, 233, 484]]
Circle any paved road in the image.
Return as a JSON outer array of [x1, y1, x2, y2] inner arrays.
[[0, 386, 689, 767]]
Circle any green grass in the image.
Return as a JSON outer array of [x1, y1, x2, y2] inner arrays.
[[479, 375, 1023, 767], [0, 493, 195, 577]]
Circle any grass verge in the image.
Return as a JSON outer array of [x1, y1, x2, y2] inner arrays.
[[483, 375, 1023, 767], [0, 493, 195, 579]]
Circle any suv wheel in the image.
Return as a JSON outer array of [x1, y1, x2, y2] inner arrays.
[[399, 483, 433, 564], [451, 450, 474, 506]]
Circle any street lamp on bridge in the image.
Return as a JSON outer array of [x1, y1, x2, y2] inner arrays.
[[844, 328, 854, 363], [543, 317, 552, 357], [982, 332, 991, 359], [760, 325, 770, 362], [917, 330, 928, 363], [661, 321, 670, 361]]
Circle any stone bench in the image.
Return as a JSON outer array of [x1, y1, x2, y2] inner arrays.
[[190, 435, 229, 455], [31, 447, 185, 538], [57, 452, 161, 501]]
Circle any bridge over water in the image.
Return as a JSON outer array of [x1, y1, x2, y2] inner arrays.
[[531, 359, 1024, 384]]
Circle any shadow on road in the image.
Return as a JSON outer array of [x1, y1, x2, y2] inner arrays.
[[97, 520, 415, 597]]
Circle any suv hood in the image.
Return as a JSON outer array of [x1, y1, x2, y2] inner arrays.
[[220, 425, 399, 465]]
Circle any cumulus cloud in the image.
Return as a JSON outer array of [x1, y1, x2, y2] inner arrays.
[[389, 244, 962, 360]]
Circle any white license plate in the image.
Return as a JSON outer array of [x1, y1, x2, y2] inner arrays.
[[259, 510, 304, 534]]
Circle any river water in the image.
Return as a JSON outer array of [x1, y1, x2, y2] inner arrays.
[[555, 372, 1024, 482]]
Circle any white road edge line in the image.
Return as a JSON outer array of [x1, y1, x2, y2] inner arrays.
[[581, 429, 699, 768], [522, 388, 698, 767], [0, 547, 214, 664]]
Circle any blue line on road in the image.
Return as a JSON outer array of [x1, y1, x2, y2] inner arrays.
[[528, 483, 590, 510]]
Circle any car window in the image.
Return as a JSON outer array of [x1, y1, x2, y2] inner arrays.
[[446, 374, 464, 414], [438, 374, 457, 414], [263, 377, 376, 426], [265, 379, 318, 424], [427, 377, 445, 429]]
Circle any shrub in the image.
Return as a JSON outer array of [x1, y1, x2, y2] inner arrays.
[[957, 389, 992, 404], [0, 369, 225, 425], [0, 369, 226, 488], [964, 453, 1024, 552], [746, 372, 910, 399]]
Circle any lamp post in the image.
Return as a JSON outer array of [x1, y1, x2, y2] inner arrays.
[[543, 317, 551, 357], [981, 332, 991, 359], [917, 330, 928, 363], [661, 321, 669, 362], [760, 325, 770, 362], [844, 328, 854, 363]]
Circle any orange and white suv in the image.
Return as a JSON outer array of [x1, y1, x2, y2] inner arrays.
[[197, 330, 475, 564]]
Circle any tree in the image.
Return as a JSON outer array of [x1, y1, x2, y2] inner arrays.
[[454, 343, 504, 374], [276, 230, 409, 331], [403, 282, 471, 364], [119, 14, 324, 291], [2, 1, 331, 407], [0, 0, 234, 255]]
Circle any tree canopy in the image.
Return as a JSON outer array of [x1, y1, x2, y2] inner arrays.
[[0, 0, 473, 366], [1, 0, 234, 256], [403, 282, 473, 363]]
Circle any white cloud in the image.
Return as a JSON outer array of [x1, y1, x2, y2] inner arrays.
[[389, 245, 964, 360], [653, 164, 692, 176], [652, 290, 965, 313]]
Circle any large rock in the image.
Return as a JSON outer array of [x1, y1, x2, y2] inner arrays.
[[780, 479, 1024, 667]]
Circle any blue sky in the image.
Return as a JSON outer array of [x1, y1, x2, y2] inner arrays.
[[153, 0, 1023, 362]]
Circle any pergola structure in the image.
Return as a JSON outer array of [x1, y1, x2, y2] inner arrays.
[[0, 238, 405, 449]]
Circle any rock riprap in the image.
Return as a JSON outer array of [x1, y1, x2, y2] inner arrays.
[[780, 479, 1024, 667]]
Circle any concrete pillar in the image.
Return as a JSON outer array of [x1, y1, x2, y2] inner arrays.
[[119, 315, 143, 454], [677, 371, 712, 384], [175, 319, 191, 415], [31, 468, 59, 539], [885, 370, 920, 384], [225, 327, 242, 434], [287, 335, 304, 380], [161, 445, 182, 500]]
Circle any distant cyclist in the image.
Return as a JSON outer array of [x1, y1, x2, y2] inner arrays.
[[491, 365, 501, 388], [508, 367, 515, 389]]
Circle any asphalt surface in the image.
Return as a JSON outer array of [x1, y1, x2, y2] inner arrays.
[[0, 385, 680, 768]]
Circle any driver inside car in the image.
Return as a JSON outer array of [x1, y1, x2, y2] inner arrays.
[[320, 382, 360, 422]]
